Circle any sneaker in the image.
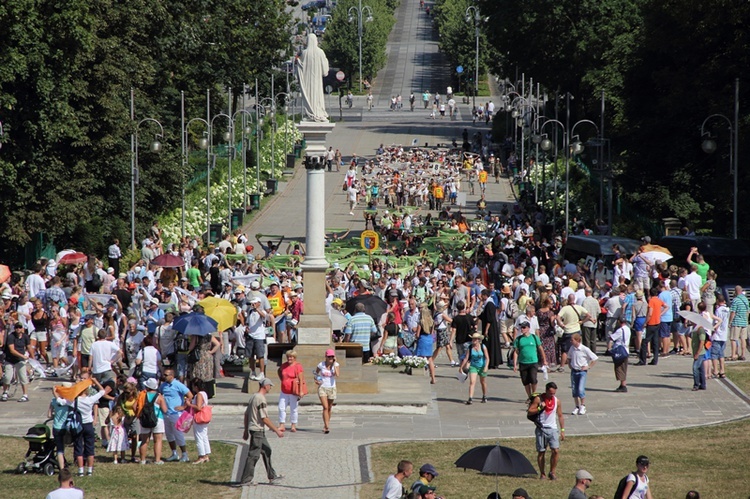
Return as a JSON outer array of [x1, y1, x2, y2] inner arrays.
[[579, 405, 587, 415], [481, 396, 487, 403], [349, 211, 354, 216], [86, 470, 93, 476], [18, 395, 29, 403], [77, 469, 84, 477], [465, 398, 473, 405], [571, 406, 579, 416], [269, 475, 285, 485], [231, 481, 254, 488], [165, 454, 180, 462], [614, 385, 628, 393], [249, 372, 258, 381], [450, 361, 458, 367], [257, 372, 265, 380], [1, 392, 8, 401], [180, 455, 190, 463], [153, 460, 164, 465]]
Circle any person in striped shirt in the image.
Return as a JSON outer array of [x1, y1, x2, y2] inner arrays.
[[344, 302, 377, 363]]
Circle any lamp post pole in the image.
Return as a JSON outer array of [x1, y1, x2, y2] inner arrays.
[[348, 1, 373, 93], [183, 114, 209, 241], [130, 88, 164, 250], [465, 6, 480, 108], [700, 77, 740, 239]]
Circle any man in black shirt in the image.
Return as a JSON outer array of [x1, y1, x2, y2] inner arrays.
[[451, 301, 475, 362]]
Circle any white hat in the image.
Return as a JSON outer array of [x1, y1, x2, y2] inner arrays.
[[107, 267, 115, 274], [249, 297, 261, 304], [144, 378, 159, 390], [150, 297, 159, 305], [250, 281, 261, 290]]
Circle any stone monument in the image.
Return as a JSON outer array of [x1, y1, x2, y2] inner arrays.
[[295, 34, 335, 349]]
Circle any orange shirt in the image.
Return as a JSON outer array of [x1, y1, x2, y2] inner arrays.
[[646, 297, 665, 326], [478, 170, 488, 183]]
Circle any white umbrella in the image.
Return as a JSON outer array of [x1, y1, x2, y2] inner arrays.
[[640, 250, 672, 262], [677, 310, 713, 330]]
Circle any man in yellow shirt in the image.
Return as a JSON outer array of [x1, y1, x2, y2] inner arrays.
[[478, 168, 488, 194], [266, 282, 288, 343]]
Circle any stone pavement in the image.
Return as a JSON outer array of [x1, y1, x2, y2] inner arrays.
[[3, 3, 750, 499]]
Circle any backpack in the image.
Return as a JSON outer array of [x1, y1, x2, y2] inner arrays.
[[65, 399, 83, 436], [507, 299, 521, 320], [526, 394, 543, 428], [614, 472, 639, 499], [90, 272, 102, 290], [139, 392, 158, 429], [174, 333, 190, 353]]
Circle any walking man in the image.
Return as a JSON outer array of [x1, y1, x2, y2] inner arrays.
[[527, 381, 564, 481], [237, 378, 284, 487]]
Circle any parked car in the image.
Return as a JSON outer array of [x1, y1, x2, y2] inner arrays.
[[563, 235, 641, 268], [301, 0, 326, 10]]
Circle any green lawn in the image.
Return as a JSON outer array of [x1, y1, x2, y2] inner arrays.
[[363, 364, 750, 499], [0, 438, 239, 499]]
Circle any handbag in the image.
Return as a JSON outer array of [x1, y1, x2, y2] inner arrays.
[[175, 408, 194, 432], [292, 376, 308, 398], [194, 392, 213, 424], [187, 347, 200, 364]]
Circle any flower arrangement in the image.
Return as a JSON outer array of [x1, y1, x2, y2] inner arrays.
[[371, 353, 427, 369]]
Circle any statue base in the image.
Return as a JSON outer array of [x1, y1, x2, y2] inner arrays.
[[296, 120, 336, 158]]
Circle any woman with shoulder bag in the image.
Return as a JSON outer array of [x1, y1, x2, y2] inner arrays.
[[187, 334, 220, 383], [187, 378, 212, 464], [277, 350, 305, 432]]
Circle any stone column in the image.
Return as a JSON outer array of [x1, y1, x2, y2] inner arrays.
[[295, 120, 335, 348]]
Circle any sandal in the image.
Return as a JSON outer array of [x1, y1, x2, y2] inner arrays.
[[719, 373, 726, 378]]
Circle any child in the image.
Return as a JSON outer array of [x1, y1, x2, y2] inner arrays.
[[107, 406, 129, 463], [397, 337, 412, 358]]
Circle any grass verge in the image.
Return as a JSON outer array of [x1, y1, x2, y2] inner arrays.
[[364, 367, 750, 499], [0, 438, 239, 499]]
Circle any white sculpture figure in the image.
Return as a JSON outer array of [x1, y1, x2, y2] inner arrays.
[[296, 33, 330, 122]]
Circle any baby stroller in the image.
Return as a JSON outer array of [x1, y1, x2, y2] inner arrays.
[[16, 419, 63, 476]]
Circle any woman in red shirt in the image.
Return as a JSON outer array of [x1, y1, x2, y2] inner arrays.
[[277, 350, 305, 432]]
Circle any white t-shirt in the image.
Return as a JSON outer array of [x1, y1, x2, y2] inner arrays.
[[714, 304, 730, 341], [124, 332, 144, 362], [626, 473, 649, 499], [684, 272, 702, 300], [316, 361, 339, 388], [89, 341, 120, 374], [136, 346, 162, 374], [46, 487, 84, 499], [26, 273, 46, 298], [381, 475, 404, 499]]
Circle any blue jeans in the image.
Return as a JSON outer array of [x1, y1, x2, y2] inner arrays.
[[570, 369, 587, 399], [692, 358, 706, 389]]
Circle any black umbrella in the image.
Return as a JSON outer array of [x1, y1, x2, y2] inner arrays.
[[345, 294, 388, 323], [455, 444, 537, 495]]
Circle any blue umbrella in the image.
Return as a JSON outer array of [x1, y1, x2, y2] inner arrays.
[[172, 312, 218, 337]]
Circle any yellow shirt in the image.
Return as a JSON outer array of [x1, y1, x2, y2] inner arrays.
[[268, 291, 285, 316]]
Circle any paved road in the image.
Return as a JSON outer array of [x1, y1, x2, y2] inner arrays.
[[3, 2, 750, 499]]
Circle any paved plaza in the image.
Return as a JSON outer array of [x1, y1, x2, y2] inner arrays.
[[2, 1, 749, 498]]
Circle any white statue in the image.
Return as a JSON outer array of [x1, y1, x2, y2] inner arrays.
[[296, 33, 329, 122]]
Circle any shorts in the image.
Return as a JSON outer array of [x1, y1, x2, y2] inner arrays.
[[275, 315, 287, 334], [710, 340, 726, 360], [139, 417, 165, 435], [74, 422, 96, 459], [671, 320, 681, 333], [633, 317, 646, 333], [164, 412, 186, 445], [535, 426, 560, 452], [98, 407, 110, 431], [2, 361, 29, 386], [519, 363, 538, 386], [469, 365, 487, 377], [30, 330, 48, 342], [176, 353, 188, 379], [500, 318, 515, 335], [570, 369, 587, 399], [318, 386, 337, 400], [730, 326, 748, 341], [456, 341, 471, 362], [658, 321, 671, 338], [248, 338, 266, 359], [53, 428, 67, 455], [614, 358, 628, 381], [80, 354, 91, 369], [558, 333, 576, 356]]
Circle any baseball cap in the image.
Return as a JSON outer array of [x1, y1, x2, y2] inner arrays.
[[418, 485, 436, 495], [636, 455, 650, 466], [325, 349, 336, 357], [107, 267, 115, 274], [259, 378, 274, 388], [512, 488, 531, 499], [419, 463, 438, 476], [576, 469, 594, 481], [249, 297, 261, 304], [332, 298, 344, 306], [519, 321, 531, 328], [250, 281, 261, 290]]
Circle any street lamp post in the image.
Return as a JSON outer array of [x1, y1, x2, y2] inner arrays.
[[465, 6, 480, 107], [260, 97, 276, 181], [275, 92, 293, 160], [700, 78, 740, 239], [348, 0, 373, 93], [536, 117, 598, 235], [130, 88, 164, 250]]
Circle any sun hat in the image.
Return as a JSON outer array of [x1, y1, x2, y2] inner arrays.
[[470, 332, 484, 340], [419, 463, 438, 476], [144, 378, 159, 390]]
